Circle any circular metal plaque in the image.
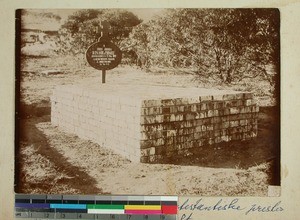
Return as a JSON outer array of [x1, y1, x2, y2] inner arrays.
[[86, 41, 122, 70]]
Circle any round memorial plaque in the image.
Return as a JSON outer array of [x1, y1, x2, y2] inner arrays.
[[86, 41, 122, 70]]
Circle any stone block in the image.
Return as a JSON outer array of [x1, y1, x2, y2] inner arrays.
[[51, 84, 258, 163]]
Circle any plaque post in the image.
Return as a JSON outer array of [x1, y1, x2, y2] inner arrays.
[[102, 70, 106, 84], [86, 21, 122, 84]]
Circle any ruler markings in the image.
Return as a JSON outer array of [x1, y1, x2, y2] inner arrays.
[[15, 194, 178, 219]]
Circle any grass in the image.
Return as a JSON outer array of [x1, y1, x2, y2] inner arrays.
[[15, 52, 279, 196]]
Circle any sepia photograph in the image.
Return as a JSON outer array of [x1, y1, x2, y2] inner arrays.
[[15, 8, 280, 197]]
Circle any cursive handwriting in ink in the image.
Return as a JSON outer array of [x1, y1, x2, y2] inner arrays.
[[179, 198, 245, 219], [245, 201, 284, 215], [179, 198, 245, 212], [179, 198, 284, 218], [180, 213, 193, 220]]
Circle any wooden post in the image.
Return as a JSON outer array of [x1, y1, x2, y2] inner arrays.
[[99, 21, 111, 41], [102, 70, 106, 83]]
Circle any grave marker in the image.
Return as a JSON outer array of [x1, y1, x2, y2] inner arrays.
[[86, 21, 122, 83]]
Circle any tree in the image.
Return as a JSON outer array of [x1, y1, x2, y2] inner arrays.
[[123, 8, 279, 90], [120, 23, 151, 67], [57, 9, 142, 54]]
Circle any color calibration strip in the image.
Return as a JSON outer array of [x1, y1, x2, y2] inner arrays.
[[15, 194, 177, 219]]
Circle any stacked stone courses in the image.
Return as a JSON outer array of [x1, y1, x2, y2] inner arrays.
[[51, 84, 258, 163]]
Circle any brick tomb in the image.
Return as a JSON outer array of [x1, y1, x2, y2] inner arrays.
[[51, 84, 258, 163]]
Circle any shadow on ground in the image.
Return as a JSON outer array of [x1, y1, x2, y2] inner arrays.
[[15, 102, 280, 193], [15, 103, 103, 194]]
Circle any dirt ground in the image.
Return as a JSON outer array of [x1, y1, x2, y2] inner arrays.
[[15, 55, 280, 196]]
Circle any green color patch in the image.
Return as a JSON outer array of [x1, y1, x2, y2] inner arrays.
[[87, 204, 124, 210]]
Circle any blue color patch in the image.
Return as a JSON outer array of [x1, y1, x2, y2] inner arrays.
[[50, 204, 87, 209], [15, 203, 50, 209]]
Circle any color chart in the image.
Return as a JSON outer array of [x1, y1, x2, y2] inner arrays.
[[15, 194, 178, 219]]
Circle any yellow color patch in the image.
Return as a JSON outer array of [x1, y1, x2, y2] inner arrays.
[[124, 205, 161, 210]]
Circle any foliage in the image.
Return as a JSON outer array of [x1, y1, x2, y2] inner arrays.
[[56, 9, 279, 100], [57, 9, 142, 54], [121, 9, 279, 90]]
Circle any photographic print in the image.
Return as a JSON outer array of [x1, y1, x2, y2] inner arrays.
[[15, 8, 280, 196]]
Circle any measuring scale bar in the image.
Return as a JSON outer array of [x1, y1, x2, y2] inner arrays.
[[15, 194, 178, 219]]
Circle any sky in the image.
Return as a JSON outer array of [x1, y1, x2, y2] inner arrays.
[[30, 8, 164, 22], [22, 9, 165, 31], [124, 9, 164, 21]]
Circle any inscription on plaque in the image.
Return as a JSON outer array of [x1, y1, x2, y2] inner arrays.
[[86, 41, 122, 71], [85, 21, 122, 83]]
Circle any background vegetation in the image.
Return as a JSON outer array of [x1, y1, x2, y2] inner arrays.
[[57, 9, 142, 54], [56, 9, 279, 104]]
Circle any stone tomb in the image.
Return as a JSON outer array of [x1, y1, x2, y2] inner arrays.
[[51, 84, 258, 163]]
